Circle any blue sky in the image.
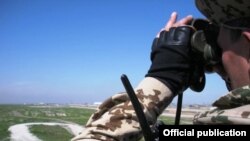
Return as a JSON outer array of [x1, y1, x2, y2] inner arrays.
[[0, 0, 228, 104]]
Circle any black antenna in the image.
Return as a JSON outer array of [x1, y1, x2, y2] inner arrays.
[[175, 92, 183, 125], [121, 74, 155, 141]]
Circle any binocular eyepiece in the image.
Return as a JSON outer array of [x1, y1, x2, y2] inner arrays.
[[189, 19, 222, 92], [191, 19, 222, 72]]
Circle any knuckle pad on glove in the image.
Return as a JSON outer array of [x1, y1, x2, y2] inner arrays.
[[147, 26, 195, 94]]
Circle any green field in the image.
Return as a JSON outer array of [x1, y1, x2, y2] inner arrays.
[[30, 125, 73, 141], [0, 104, 95, 141], [0, 104, 191, 141]]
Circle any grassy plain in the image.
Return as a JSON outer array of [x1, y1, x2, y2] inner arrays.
[[0, 104, 95, 141], [0, 104, 191, 141], [30, 125, 73, 141]]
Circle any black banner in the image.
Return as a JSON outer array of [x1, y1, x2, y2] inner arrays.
[[159, 125, 249, 140]]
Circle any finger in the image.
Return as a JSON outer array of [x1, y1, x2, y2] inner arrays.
[[175, 15, 193, 27], [165, 12, 178, 31]]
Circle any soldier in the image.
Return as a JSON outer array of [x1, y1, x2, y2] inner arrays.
[[193, 0, 250, 124], [72, 0, 250, 140]]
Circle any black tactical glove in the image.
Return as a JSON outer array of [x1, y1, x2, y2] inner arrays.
[[146, 26, 195, 95]]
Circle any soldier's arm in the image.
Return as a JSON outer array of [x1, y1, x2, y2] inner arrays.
[[71, 77, 174, 141]]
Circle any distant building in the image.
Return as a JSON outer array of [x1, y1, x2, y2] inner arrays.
[[93, 102, 102, 106]]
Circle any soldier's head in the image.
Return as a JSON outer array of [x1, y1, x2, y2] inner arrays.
[[195, 0, 250, 89]]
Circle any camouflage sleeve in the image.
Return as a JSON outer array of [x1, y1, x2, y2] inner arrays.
[[71, 77, 174, 141], [193, 85, 250, 125], [193, 105, 250, 124]]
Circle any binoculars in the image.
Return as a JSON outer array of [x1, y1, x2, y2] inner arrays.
[[191, 19, 222, 72], [189, 19, 222, 92]]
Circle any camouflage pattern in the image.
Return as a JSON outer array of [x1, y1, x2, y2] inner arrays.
[[71, 80, 250, 140], [213, 85, 250, 109], [195, 0, 250, 24], [71, 77, 174, 141], [193, 85, 250, 124]]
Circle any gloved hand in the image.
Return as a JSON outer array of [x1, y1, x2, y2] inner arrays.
[[146, 26, 195, 94]]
